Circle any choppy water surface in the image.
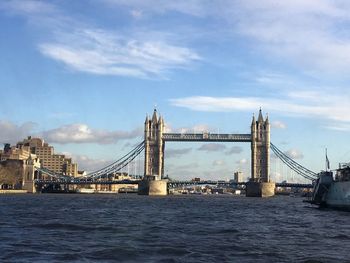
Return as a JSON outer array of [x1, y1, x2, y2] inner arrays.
[[0, 194, 349, 262]]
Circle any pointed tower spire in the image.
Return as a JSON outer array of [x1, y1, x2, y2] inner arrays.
[[251, 113, 256, 125], [152, 108, 158, 123], [265, 113, 269, 124], [258, 108, 264, 123], [145, 114, 149, 124]]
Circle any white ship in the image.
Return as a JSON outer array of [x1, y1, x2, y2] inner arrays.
[[311, 163, 350, 210], [77, 188, 95, 194]]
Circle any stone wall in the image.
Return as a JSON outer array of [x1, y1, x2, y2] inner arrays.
[[0, 160, 24, 189]]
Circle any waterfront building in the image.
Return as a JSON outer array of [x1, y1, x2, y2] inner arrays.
[[0, 154, 40, 192], [16, 136, 78, 176], [233, 171, 244, 183], [0, 143, 31, 161]]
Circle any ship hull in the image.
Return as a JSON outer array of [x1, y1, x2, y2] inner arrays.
[[325, 181, 350, 211]]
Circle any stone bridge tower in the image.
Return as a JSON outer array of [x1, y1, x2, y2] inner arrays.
[[251, 109, 270, 182], [144, 109, 164, 180]]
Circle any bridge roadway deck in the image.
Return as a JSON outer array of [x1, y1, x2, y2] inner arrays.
[[34, 179, 313, 188], [168, 181, 313, 188], [162, 133, 252, 142]]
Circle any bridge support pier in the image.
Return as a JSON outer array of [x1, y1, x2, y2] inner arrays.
[[246, 182, 275, 197], [22, 158, 40, 193], [138, 176, 168, 196]]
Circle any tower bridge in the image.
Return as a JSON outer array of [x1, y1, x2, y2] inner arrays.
[[144, 108, 271, 195], [26, 108, 317, 196]]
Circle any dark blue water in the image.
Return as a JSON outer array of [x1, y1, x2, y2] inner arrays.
[[0, 194, 349, 262]]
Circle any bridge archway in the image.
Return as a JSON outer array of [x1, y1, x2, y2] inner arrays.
[[144, 109, 270, 182]]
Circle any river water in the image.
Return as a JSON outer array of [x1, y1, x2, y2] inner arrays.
[[0, 194, 349, 262]]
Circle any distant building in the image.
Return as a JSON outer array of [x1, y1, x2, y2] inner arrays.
[[111, 172, 136, 181], [0, 154, 40, 192], [233, 171, 244, 183], [77, 170, 87, 177], [15, 136, 78, 176], [0, 143, 31, 161]]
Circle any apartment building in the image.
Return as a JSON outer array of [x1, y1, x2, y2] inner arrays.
[[16, 136, 78, 176]]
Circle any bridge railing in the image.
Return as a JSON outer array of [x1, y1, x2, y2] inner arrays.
[[162, 133, 251, 142]]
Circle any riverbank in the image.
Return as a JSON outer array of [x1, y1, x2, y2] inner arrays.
[[0, 190, 27, 194]]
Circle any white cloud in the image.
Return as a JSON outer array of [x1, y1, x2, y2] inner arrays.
[[197, 143, 226, 152], [5, 0, 350, 78], [284, 149, 304, 160], [6, 0, 350, 79], [42, 124, 142, 144], [213, 160, 225, 166], [62, 152, 113, 173], [255, 72, 295, 86], [324, 123, 350, 131], [104, 1, 350, 74], [169, 162, 199, 170], [130, 9, 143, 19], [164, 123, 211, 133], [2, 1, 200, 79], [0, 120, 37, 145], [0, 0, 56, 16], [225, 146, 243, 155], [236, 158, 248, 164], [103, 0, 209, 17], [271, 121, 287, 129], [39, 32, 200, 79], [170, 91, 350, 125], [165, 148, 192, 158], [231, 1, 350, 74]]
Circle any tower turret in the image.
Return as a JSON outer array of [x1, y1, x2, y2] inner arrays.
[[152, 108, 158, 124], [144, 108, 165, 180], [251, 114, 256, 135], [251, 109, 270, 183], [251, 113, 256, 125], [258, 108, 264, 123], [265, 113, 269, 125], [144, 115, 149, 134]]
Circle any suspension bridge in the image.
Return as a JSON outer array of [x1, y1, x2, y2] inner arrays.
[[29, 109, 318, 195], [33, 142, 315, 188]]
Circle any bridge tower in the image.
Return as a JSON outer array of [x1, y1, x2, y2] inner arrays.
[[251, 109, 270, 182], [144, 109, 164, 180]]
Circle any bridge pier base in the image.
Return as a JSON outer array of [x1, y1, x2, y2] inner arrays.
[[246, 182, 275, 197], [138, 176, 168, 196], [22, 181, 36, 193]]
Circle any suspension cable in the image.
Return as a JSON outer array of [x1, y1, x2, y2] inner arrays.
[[270, 142, 317, 181], [35, 141, 145, 181], [85, 141, 145, 179]]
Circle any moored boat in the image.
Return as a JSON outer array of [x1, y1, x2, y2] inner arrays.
[[311, 163, 350, 211], [77, 188, 95, 194]]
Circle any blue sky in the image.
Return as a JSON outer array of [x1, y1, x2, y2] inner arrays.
[[1, 0, 350, 182]]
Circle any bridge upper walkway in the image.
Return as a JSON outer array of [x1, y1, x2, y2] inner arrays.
[[162, 133, 251, 142]]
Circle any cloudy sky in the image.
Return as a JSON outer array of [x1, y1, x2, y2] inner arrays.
[[1, 0, 350, 182]]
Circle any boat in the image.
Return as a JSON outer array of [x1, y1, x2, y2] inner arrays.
[[311, 163, 350, 210], [96, 190, 118, 194], [76, 188, 95, 194], [118, 187, 138, 194]]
